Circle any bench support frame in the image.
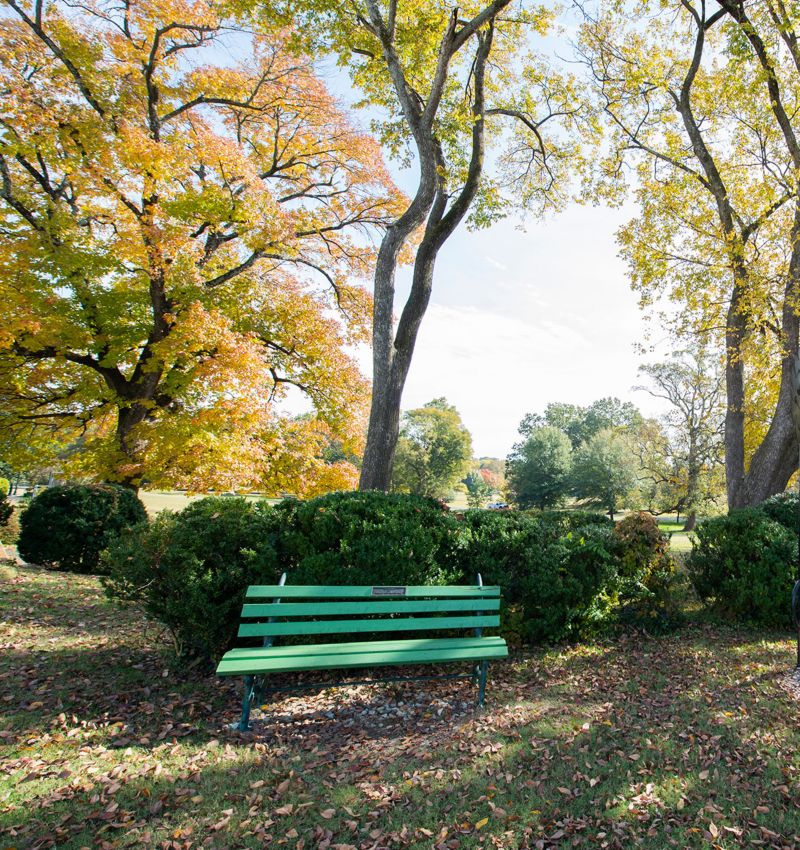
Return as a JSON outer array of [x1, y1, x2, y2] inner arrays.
[[225, 574, 503, 730]]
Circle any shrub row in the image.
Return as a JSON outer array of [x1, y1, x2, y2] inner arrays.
[[97, 492, 674, 659], [687, 493, 798, 628]]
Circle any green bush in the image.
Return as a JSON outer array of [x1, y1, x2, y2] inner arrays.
[[18, 484, 147, 573], [455, 510, 618, 643], [687, 508, 796, 627], [537, 510, 614, 533], [760, 491, 798, 532], [103, 497, 282, 659], [526, 522, 620, 642], [613, 512, 681, 633], [0, 478, 9, 497], [0, 502, 19, 545], [279, 491, 463, 586]]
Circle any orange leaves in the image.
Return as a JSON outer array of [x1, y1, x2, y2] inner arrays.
[[0, 0, 397, 491]]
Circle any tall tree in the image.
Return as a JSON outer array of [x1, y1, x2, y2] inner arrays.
[[572, 428, 639, 520], [391, 399, 473, 499], [638, 348, 725, 529], [506, 425, 573, 509], [580, 0, 800, 507], [519, 397, 641, 448], [269, 0, 584, 490], [0, 0, 405, 492]]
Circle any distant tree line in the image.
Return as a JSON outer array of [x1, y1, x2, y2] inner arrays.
[[506, 348, 725, 527]]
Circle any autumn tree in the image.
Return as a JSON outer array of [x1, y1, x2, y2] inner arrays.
[[506, 425, 573, 509], [629, 417, 678, 514], [579, 0, 800, 507], [267, 0, 585, 490], [464, 470, 492, 508], [0, 0, 404, 493], [391, 398, 473, 499]]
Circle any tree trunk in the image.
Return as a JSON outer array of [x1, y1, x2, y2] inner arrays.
[[359, 374, 405, 491], [359, 247, 438, 491], [357, 23, 493, 491], [682, 511, 697, 531], [114, 403, 152, 492], [728, 219, 800, 507]]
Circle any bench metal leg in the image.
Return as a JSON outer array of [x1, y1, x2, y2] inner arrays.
[[477, 660, 488, 707], [238, 675, 257, 731]]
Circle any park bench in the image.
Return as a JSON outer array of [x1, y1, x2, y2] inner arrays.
[[216, 575, 507, 730]]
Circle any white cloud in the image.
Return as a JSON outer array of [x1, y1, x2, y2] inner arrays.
[[396, 300, 665, 458], [484, 255, 509, 272]]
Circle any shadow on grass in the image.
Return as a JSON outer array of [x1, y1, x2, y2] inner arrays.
[[4, 638, 800, 850]]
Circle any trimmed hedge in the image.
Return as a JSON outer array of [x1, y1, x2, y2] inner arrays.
[[18, 484, 147, 573], [454, 510, 619, 643], [103, 492, 674, 658], [687, 507, 796, 627], [278, 491, 462, 586], [103, 497, 282, 659], [760, 491, 798, 533]]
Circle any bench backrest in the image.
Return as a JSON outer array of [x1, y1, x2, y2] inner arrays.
[[238, 583, 501, 640]]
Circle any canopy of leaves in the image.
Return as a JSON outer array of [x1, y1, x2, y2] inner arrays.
[[572, 427, 639, 518], [391, 399, 473, 499], [506, 425, 573, 509], [519, 398, 642, 449], [0, 0, 406, 492]]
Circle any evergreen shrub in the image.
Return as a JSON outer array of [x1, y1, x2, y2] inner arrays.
[[18, 484, 147, 573], [103, 497, 282, 659], [687, 508, 796, 627]]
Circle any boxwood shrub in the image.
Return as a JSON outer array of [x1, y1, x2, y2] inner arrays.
[[687, 508, 796, 627], [454, 510, 619, 644], [760, 491, 798, 532], [278, 490, 463, 586], [102, 492, 678, 659], [18, 484, 147, 573], [103, 497, 283, 659]]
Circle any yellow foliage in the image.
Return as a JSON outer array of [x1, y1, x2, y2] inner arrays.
[[0, 0, 402, 491]]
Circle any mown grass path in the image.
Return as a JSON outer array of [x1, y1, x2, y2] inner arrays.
[[1, 565, 799, 849]]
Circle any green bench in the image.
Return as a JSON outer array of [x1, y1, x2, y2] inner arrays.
[[217, 575, 507, 730]]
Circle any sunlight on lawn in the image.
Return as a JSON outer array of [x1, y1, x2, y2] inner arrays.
[[2, 567, 799, 849]]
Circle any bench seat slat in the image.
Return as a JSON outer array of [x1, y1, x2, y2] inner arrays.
[[224, 635, 507, 660], [217, 639, 508, 676], [238, 614, 500, 638], [241, 598, 501, 618], [245, 585, 500, 599]]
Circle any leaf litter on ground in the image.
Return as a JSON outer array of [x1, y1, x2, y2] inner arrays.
[[2, 566, 800, 849]]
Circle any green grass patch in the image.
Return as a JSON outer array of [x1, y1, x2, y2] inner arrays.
[[2, 567, 799, 848]]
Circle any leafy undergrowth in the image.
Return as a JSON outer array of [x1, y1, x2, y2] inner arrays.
[[2, 566, 800, 849]]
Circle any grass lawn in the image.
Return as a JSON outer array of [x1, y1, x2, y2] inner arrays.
[[3, 565, 800, 850], [658, 518, 695, 554], [137, 491, 281, 516]]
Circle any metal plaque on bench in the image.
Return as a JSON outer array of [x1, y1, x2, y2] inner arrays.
[[371, 586, 406, 597]]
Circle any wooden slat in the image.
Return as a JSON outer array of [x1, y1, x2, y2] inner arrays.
[[217, 641, 508, 676], [224, 636, 507, 660], [241, 598, 501, 618], [238, 614, 500, 638], [245, 585, 500, 599]]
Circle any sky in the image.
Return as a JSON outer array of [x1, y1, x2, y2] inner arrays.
[[367, 200, 669, 459], [305, 41, 674, 461]]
